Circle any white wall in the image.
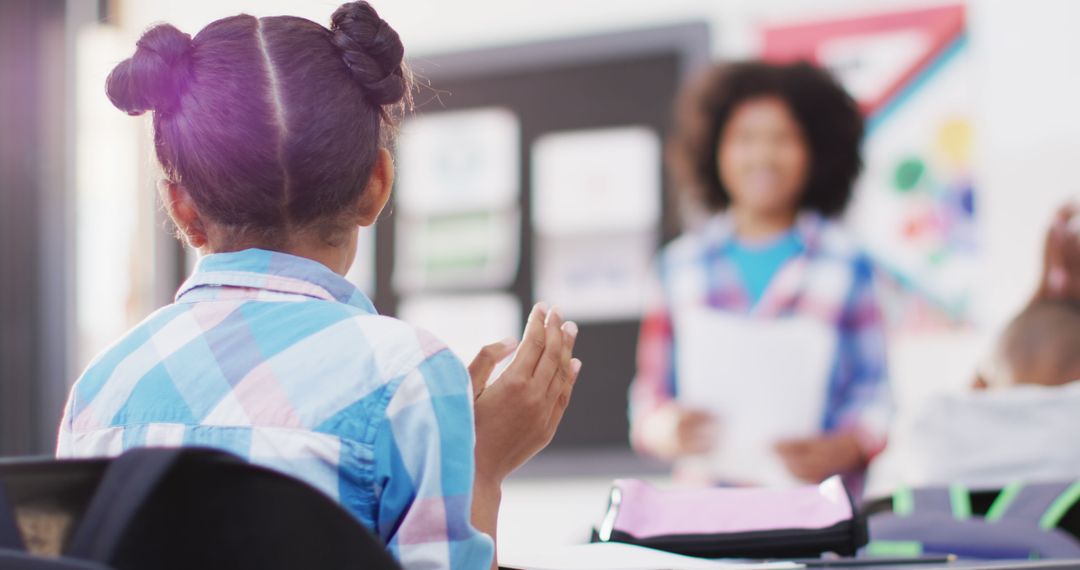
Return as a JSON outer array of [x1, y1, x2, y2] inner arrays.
[[969, 0, 1080, 327]]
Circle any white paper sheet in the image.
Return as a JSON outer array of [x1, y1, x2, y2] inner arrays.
[[534, 232, 655, 322], [392, 209, 520, 292], [397, 293, 521, 369], [500, 542, 802, 570], [396, 107, 520, 215], [673, 309, 837, 487], [531, 126, 661, 235]]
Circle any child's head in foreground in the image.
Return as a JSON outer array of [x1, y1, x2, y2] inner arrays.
[[976, 300, 1080, 389], [108, 1, 410, 260]]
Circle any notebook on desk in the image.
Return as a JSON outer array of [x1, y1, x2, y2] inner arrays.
[[499, 542, 802, 570]]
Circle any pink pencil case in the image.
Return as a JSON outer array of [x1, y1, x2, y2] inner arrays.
[[592, 476, 867, 559]]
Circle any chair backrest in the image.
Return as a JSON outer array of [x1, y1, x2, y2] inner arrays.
[[0, 470, 110, 569], [0, 448, 401, 570]]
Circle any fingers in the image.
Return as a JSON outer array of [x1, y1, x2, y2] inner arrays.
[[776, 440, 824, 482], [1063, 215, 1080, 299], [531, 307, 565, 385], [775, 437, 815, 458], [776, 434, 862, 483], [679, 410, 717, 454], [682, 427, 714, 454], [681, 409, 713, 426], [1048, 222, 1067, 294], [561, 321, 579, 362], [546, 320, 579, 400], [1045, 208, 1080, 300], [546, 358, 582, 434], [1057, 202, 1079, 222], [508, 303, 548, 375], [468, 338, 518, 399], [1036, 206, 1078, 301], [560, 358, 582, 408]]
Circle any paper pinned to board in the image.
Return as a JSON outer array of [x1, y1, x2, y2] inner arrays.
[[500, 542, 802, 570], [392, 209, 520, 292], [531, 126, 661, 235], [396, 107, 520, 215], [533, 232, 655, 322], [673, 309, 837, 487]]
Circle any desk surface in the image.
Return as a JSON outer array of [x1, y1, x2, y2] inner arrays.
[[797, 561, 1080, 570]]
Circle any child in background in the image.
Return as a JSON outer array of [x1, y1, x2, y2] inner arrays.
[[876, 204, 1080, 490], [630, 61, 891, 487], [56, 4, 581, 569], [975, 299, 1080, 389]]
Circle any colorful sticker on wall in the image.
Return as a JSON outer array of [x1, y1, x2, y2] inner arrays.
[[763, 5, 976, 329]]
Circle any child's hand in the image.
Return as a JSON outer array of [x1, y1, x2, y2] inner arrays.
[[470, 303, 582, 485], [639, 402, 718, 460], [1038, 202, 1080, 302], [775, 432, 865, 484]]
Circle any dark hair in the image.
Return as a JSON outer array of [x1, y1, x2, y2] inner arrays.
[[668, 61, 863, 216], [105, 1, 412, 248]]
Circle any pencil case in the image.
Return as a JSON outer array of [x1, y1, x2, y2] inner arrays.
[[592, 476, 867, 559]]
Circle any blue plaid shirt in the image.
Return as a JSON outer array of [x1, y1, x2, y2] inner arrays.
[[57, 249, 494, 569], [631, 213, 892, 459]]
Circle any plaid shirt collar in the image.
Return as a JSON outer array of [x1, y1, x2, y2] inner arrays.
[[695, 211, 833, 317], [176, 248, 376, 314], [700, 210, 826, 254]]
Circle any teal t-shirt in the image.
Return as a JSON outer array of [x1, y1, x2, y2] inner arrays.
[[729, 230, 803, 304]]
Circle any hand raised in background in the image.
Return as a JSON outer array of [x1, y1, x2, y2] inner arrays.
[[1035, 202, 1080, 302]]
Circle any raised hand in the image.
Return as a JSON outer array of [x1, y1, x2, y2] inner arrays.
[[1036, 202, 1080, 302], [470, 303, 582, 484]]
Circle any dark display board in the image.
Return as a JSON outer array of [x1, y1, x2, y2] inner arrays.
[[373, 24, 710, 449]]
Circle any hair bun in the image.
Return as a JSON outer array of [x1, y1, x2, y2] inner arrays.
[[330, 1, 407, 106], [106, 24, 193, 116]]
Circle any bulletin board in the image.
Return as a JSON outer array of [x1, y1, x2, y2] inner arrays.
[[367, 24, 711, 449]]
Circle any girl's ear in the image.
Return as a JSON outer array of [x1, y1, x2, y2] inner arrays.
[[356, 148, 394, 227], [158, 179, 209, 249]]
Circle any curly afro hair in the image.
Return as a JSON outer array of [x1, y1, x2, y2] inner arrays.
[[668, 61, 864, 217]]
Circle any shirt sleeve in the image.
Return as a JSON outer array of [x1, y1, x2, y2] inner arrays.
[[628, 260, 678, 455], [372, 348, 494, 570], [55, 387, 76, 457], [829, 256, 892, 459]]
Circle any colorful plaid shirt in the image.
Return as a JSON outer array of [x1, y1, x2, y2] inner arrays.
[[630, 212, 891, 458], [57, 249, 493, 570]]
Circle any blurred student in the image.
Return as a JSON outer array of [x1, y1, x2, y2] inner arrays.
[[630, 61, 890, 488], [882, 204, 1080, 489], [55, 4, 581, 569]]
